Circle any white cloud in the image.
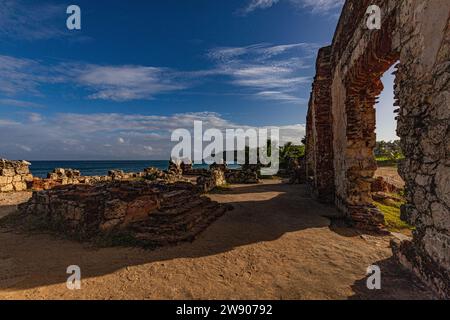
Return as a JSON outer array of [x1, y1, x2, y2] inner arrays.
[[74, 65, 187, 101], [0, 1, 65, 40], [0, 55, 46, 96], [289, 0, 345, 14], [0, 41, 316, 103], [16, 144, 32, 152], [208, 43, 315, 103], [238, 0, 280, 15], [27, 113, 43, 123], [238, 0, 344, 15], [0, 112, 305, 160], [0, 98, 43, 108], [0, 55, 191, 102], [255, 91, 308, 102], [0, 119, 21, 126]]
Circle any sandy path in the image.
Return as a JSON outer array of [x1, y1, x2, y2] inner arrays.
[[0, 181, 433, 300]]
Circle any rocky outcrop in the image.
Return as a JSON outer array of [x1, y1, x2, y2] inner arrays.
[[19, 180, 231, 247], [0, 159, 33, 192]]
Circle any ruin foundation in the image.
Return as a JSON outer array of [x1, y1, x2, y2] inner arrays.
[[19, 180, 231, 247]]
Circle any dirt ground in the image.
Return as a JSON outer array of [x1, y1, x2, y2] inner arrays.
[[0, 180, 434, 300]]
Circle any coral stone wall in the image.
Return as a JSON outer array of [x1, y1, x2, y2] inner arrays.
[[305, 46, 335, 202], [305, 0, 450, 297], [0, 159, 33, 192], [19, 181, 230, 246]]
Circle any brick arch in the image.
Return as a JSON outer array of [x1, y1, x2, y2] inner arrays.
[[342, 12, 400, 230]]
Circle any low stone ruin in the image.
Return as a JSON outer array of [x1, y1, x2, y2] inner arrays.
[[47, 168, 81, 180], [19, 180, 231, 247], [197, 165, 227, 193], [29, 168, 113, 191], [27, 164, 190, 191], [195, 163, 261, 192], [371, 176, 402, 194], [0, 159, 33, 192], [225, 165, 259, 184]]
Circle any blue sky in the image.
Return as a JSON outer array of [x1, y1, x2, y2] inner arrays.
[[0, 0, 396, 160]]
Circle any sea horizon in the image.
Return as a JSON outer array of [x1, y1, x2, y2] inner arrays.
[[25, 160, 239, 178], [27, 160, 171, 178]]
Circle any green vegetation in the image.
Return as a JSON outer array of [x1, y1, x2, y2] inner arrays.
[[372, 193, 414, 235], [374, 140, 404, 165], [279, 142, 305, 169]]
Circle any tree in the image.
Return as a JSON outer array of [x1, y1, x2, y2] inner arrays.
[[375, 140, 404, 161], [279, 142, 305, 169]]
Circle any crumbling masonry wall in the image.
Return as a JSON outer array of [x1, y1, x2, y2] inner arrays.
[[0, 159, 33, 192], [19, 181, 230, 247], [305, 46, 335, 202], [305, 0, 450, 297]]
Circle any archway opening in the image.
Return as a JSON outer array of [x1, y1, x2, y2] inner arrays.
[[372, 62, 411, 235]]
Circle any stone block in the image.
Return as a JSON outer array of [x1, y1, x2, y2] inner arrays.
[[13, 181, 27, 191], [0, 184, 14, 192], [15, 166, 29, 175], [104, 199, 128, 220], [124, 196, 159, 224], [0, 168, 15, 177]]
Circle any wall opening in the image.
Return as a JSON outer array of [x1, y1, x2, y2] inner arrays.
[[372, 62, 411, 234]]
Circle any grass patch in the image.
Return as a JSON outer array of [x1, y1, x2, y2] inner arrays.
[[375, 156, 405, 168], [372, 194, 414, 235]]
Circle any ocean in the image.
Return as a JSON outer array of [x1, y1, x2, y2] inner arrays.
[[30, 160, 173, 178], [28, 160, 235, 178]]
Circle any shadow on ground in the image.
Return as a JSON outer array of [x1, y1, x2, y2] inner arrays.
[[349, 257, 436, 300], [0, 182, 435, 299], [0, 182, 331, 291]]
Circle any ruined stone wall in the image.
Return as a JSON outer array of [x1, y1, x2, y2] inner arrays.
[[225, 168, 259, 184], [197, 167, 227, 193], [305, 98, 315, 184], [305, 46, 335, 202], [19, 181, 230, 247], [0, 159, 33, 192], [392, 0, 450, 299], [306, 0, 450, 297]]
